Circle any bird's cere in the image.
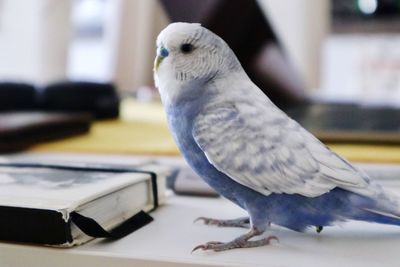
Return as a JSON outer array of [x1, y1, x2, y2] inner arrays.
[[159, 47, 169, 58]]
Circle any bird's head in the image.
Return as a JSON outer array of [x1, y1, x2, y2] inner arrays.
[[154, 23, 240, 100]]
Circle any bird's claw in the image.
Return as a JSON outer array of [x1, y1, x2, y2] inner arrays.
[[193, 216, 209, 224], [191, 241, 224, 253]]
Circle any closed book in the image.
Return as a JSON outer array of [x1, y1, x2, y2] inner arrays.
[[0, 162, 168, 247]]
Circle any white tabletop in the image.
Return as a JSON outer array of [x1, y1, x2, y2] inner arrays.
[[1, 194, 400, 267]]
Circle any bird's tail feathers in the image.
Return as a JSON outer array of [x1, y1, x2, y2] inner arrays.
[[359, 185, 400, 226], [363, 208, 400, 220], [359, 207, 400, 226]]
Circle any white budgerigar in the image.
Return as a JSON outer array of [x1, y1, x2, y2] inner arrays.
[[154, 22, 400, 252]]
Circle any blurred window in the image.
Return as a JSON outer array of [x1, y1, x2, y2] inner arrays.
[[319, 0, 400, 107], [67, 0, 114, 82]]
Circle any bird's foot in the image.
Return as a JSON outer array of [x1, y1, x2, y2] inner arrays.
[[194, 216, 250, 228], [192, 236, 278, 252], [192, 228, 278, 252]]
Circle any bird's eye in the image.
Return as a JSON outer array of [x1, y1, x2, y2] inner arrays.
[[180, 43, 194, 54]]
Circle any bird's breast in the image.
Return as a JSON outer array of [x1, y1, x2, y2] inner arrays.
[[165, 103, 207, 162]]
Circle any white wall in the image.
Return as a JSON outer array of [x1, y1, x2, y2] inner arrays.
[[0, 0, 71, 84], [112, 0, 168, 92], [258, 0, 330, 90]]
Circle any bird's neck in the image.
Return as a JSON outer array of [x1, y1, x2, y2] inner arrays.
[[158, 68, 252, 112], [158, 75, 219, 108]]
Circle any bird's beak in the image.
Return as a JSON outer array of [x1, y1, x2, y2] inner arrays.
[[154, 47, 169, 71], [154, 56, 163, 71]]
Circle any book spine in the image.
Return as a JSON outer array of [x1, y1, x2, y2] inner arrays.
[[0, 206, 72, 245]]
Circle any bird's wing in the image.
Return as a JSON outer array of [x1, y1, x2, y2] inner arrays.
[[192, 99, 369, 197]]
